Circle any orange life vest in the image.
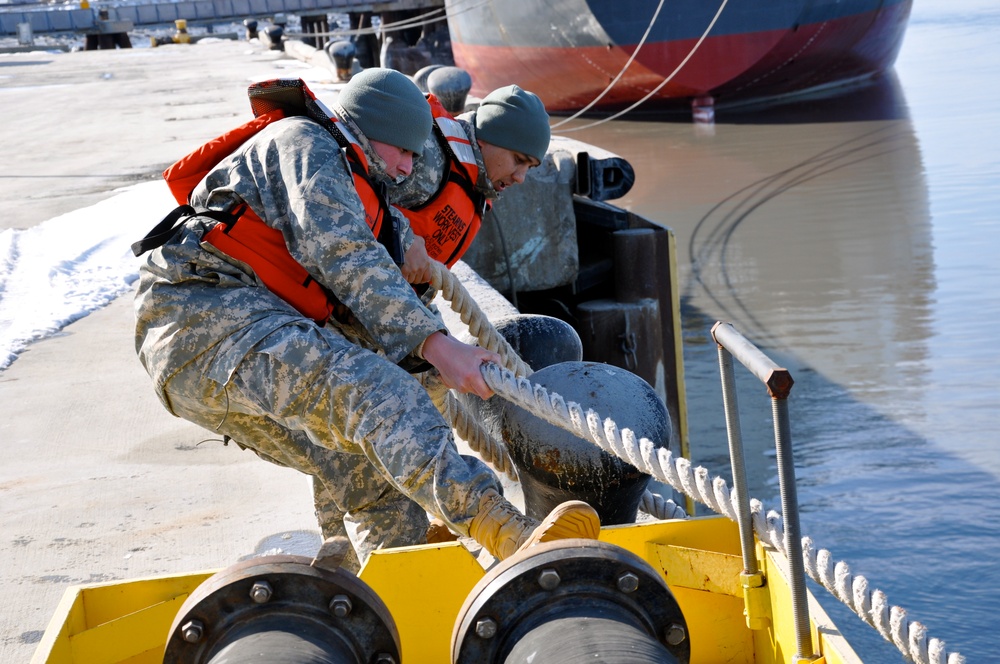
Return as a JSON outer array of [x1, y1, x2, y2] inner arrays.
[[400, 94, 488, 268], [145, 78, 397, 324]]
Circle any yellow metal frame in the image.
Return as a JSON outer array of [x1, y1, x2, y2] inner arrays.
[[33, 516, 862, 664], [31, 570, 215, 664]]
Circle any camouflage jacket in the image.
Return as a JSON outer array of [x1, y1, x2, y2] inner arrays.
[[387, 110, 498, 210], [135, 114, 444, 397]]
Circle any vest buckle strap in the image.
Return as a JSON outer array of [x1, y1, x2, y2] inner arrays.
[[132, 205, 243, 257], [131, 204, 197, 256]]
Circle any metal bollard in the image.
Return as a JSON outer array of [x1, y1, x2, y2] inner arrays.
[[427, 66, 473, 114], [326, 40, 357, 81], [501, 361, 672, 524]]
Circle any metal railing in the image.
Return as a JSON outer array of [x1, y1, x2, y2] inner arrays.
[[711, 321, 814, 662]]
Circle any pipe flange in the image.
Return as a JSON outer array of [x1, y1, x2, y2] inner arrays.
[[164, 554, 399, 664], [452, 539, 689, 663]]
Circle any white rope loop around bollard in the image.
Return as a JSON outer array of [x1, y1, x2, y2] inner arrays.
[[430, 262, 533, 379], [639, 490, 687, 521], [480, 361, 965, 664], [422, 368, 519, 482], [429, 262, 683, 520], [430, 262, 962, 662]]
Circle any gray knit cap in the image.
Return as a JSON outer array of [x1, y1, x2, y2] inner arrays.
[[338, 68, 432, 155], [474, 85, 551, 162]]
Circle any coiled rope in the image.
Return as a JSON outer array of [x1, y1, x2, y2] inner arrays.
[[428, 261, 963, 664], [422, 370, 519, 482]]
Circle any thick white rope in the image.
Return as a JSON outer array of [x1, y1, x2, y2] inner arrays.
[[639, 489, 688, 521], [431, 262, 534, 378], [554, 0, 730, 133], [428, 262, 684, 520], [422, 372, 519, 482], [479, 361, 964, 664], [429, 262, 962, 661]]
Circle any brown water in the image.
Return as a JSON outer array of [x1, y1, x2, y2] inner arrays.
[[556, 2, 1000, 660]]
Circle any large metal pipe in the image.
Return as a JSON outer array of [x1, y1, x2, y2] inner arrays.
[[502, 613, 678, 664], [453, 540, 689, 664], [163, 552, 400, 664], [204, 617, 361, 664]]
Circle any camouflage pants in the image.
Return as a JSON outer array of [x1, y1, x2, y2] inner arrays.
[[161, 319, 500, 567]]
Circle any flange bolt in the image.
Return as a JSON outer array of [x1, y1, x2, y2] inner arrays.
[[329, 594, 353, 618], [181, 620, 204, 643], [475, 617, 498, 639], [665, 623, 687, 646], [616, 571, 639, 593], [250, 580, 273, 604], [537, 568, 561, 590]]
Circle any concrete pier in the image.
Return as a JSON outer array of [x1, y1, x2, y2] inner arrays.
[[0, 41, 325, 664]]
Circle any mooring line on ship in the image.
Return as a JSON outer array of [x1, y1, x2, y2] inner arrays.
[[550, 0, 667, 129], [554, 0, 730, 132], [430, 260, 964, 664]]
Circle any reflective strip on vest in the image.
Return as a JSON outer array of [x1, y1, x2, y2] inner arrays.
[[436, 116, 477, 167], [399, 96, 485, 268]]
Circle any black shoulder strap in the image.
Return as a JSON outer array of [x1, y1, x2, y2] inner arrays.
[[131, 205, 238, 256], [131, 205, 196, 256]]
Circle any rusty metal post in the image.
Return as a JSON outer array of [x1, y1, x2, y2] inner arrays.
[[327, 40, 357, 81], [427, 66, 473, 114]]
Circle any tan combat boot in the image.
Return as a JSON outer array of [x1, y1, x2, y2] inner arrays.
[[468, 490, 600, 560]]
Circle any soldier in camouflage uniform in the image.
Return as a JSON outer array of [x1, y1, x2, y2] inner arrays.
[[134, 69, 598, 570], [390, 84, 551, 285], [387, 85, 554, 544]]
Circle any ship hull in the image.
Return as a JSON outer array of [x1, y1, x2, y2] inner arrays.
[[446, 0, 913, 112]]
